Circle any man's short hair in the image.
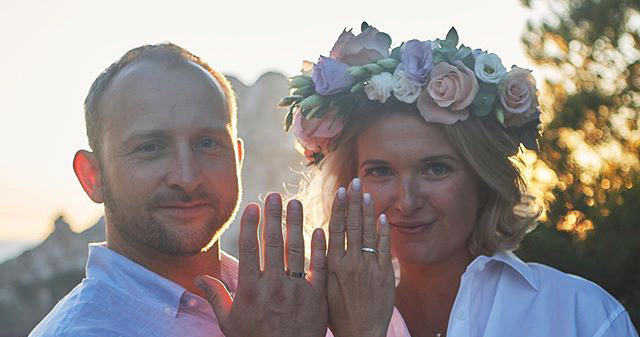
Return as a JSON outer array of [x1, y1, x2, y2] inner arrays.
[[84, 43, 237, 155]]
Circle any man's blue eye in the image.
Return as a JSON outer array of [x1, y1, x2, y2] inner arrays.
[[141, 143, 159, 152], [197, 138, 218, 149]]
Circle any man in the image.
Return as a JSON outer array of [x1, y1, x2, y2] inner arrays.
[[30, 44, 328, 337]]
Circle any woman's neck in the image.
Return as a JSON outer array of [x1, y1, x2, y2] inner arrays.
[[395, 248, 474, 337]]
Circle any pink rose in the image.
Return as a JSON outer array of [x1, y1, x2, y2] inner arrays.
[[329, 26, 391, 66], [417, 61, 479, 125], [499, 67, 538, 114], [292, 108, 345, 153]]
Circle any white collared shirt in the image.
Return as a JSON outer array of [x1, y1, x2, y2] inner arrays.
[[386, 251, 637, 337]]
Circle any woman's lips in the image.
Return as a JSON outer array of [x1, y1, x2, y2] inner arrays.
[[389, 220, 437, 234]]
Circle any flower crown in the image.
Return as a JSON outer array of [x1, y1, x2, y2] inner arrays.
[[280, 23, 542, 165]]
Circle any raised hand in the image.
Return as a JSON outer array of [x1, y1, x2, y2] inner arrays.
[[326, 178, 395, 337], [196, 193, 328, 337]]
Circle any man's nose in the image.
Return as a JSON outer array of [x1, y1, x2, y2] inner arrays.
[[165, 144, 202, 193]]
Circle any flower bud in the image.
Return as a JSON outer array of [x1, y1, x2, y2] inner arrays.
[[288, 75, 313, 88]]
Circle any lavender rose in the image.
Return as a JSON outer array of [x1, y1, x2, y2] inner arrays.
[[499, 66, 538, 115], [292, 107, 345, 153], [400, 39, 433, 85], [416, 61, 479, 125], [329, 26, 391, 66], [312, 56, 356, 95]]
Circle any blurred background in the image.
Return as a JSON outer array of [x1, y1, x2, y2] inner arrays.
[[0, 0, 638, 335]]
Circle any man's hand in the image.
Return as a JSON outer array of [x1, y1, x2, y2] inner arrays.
[[196, 193, 328, 337]]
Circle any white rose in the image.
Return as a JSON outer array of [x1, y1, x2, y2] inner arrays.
[[364, 72, 394, 103], [474, 52, 507, 84], [392, 65, 422, 103]]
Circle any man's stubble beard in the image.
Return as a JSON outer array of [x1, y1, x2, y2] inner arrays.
[[101, 173, 239, 256]]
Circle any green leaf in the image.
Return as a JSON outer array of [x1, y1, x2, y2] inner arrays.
[[278, 95, 303, 107], [348, 66, 369, 78], [306, 104, 327, 119], [461, 52, 476, 70], [292, 85, 314, 97], [363, 63, 384, 74], [390, 45, 402, 61], [495, 106, 505, 125], [361, 21, 370, 32], [446, 27, 459, 47], [377, 32, 392, 48], [288, 75, 313, 88], [299, 94, 324, 110], [350, 81, 365, 93], [284, 108, 294, 132], [456, 46, 472, 60], [472, 84, 498, 116], [377, 58, 399, 69]]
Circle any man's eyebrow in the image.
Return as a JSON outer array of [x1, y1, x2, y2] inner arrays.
[[124, 127, 229, 142]]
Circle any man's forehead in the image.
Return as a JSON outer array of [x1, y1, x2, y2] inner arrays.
[[98, 58, 229, 121]]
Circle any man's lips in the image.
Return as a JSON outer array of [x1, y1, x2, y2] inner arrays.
[[155, 202, 213, 218], [389, 219, 437, 234]]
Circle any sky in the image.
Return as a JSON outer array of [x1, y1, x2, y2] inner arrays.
[[0, 0, 550, 244]]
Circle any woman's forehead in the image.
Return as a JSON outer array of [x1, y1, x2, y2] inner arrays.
[[356, 113, 458, 160]]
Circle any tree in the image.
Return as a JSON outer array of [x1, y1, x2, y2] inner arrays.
[[516, 0, 640, 329]]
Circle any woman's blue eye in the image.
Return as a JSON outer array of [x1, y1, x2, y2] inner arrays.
[[366, 167, 393, 177], [427, 163, 450, 176]]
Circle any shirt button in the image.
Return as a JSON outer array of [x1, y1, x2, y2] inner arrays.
[[456, 310, 467, 321], [187, 299, 198, 307]]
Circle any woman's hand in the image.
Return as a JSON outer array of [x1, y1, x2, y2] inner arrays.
[[326, 178, 396, 337]]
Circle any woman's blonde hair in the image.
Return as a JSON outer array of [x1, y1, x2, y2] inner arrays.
[[297, 101, 539, 256]]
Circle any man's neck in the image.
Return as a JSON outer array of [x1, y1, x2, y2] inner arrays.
[[105, 224, 222, 299]]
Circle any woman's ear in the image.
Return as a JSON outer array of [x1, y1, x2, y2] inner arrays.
[[73, 150, 104, 203]]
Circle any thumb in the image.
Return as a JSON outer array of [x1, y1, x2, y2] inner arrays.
[[195, 275, 232, 323]]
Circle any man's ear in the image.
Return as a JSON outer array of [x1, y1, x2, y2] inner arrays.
[[73, 150, 104, 203], [236, 138, 244, 167]]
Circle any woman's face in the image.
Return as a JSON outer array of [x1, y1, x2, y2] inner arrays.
[[356, 112, 480, 266]]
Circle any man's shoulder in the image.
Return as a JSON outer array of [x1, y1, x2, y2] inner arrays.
[[28, 279, 125, 337]]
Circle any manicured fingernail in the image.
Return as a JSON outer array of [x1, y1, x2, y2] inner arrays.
[[268, 193, 281, 206], [338, 187, 346, 201], [379, 213, 387, 225], [352, 178, 361, 192], [363, 193, 372, 206]]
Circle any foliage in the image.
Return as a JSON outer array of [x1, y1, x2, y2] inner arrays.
[[515, 0, 640, 329]]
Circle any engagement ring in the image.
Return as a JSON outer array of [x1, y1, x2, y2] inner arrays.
[[286, 270, 307, 278], [361, 247, 377, 254]]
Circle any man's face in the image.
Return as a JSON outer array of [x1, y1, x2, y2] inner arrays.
[[96, 59, 241, 256]]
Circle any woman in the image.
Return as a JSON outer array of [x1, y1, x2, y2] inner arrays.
[[280, 23, 638, 337]]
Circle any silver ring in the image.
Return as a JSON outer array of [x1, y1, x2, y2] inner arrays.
[[286, 270, 307, 278], [361, 247, 377, 254]]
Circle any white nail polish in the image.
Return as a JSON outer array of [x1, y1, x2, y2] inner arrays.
[[338, 187, 347, 201], [379, 214, 387, 225], [352, 178, 361, 192], [363, 193, 372, 206]]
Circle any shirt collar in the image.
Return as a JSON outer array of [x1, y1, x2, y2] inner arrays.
[[85, 243, 239, 317], [466, 250, 540, 290]]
